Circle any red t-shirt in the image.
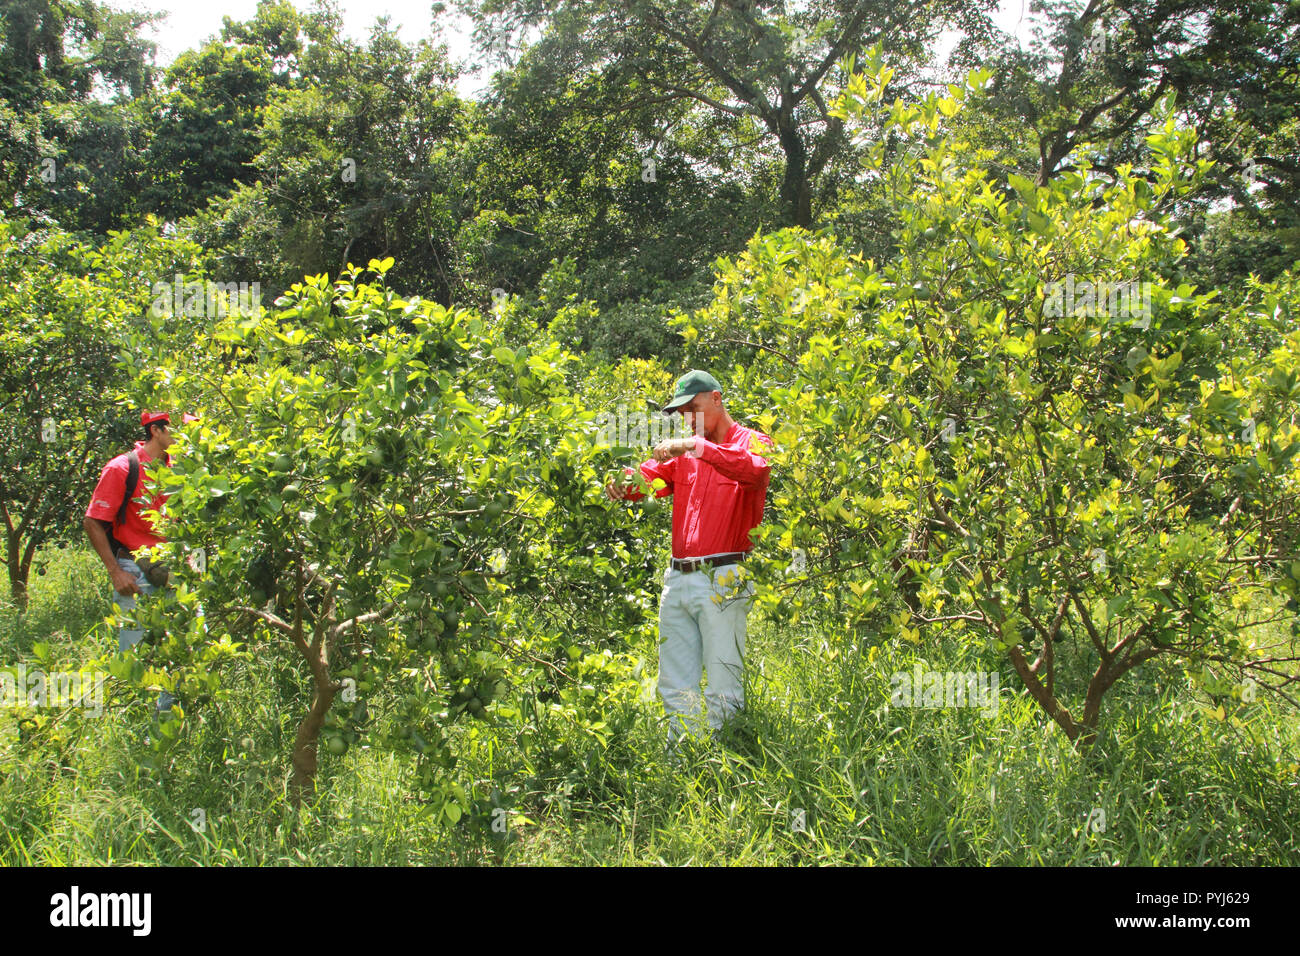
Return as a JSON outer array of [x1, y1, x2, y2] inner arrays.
[[625, 422, 773, 559], [85, 442, 170, 552]]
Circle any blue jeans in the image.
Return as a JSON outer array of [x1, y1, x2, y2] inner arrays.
[[113, 557, 178, 714]]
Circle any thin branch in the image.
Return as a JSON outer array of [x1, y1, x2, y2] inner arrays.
[[719, 336, 799, 368]]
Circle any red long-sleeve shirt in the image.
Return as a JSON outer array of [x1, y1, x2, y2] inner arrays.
[[85, 441, 170, 552], [624, 422, 773, 559]]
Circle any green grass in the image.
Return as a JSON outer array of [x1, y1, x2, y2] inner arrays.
[[1, 544, 1297, 865]]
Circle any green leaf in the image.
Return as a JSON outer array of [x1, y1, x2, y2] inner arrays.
[[1106, 593, 1131, 620], [1006, 173, 1037, 201]]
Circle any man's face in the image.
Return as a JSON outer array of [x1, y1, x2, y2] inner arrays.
[[154, 422, 176, 451], [678, 391, 721, 437]]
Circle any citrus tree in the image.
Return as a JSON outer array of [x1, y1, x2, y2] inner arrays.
[[119, 259, 664, 815], [680, 55, 1300, 748]]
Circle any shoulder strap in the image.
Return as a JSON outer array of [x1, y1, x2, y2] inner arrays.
[[116, 451, 140, 527]]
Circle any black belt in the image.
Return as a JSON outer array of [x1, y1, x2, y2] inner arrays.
[[671, 552, 748, 573]]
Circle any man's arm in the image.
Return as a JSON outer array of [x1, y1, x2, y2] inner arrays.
[[84, 516, 139, 596], [688, 433, 773, 488], [84, 458, 140, 597]]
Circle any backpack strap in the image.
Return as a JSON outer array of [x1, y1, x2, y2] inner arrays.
[[115, 451, 140, 528]]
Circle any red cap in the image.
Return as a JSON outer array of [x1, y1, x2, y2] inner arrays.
[[141, 410, 199, 427]]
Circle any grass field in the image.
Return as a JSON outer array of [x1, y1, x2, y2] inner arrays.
[[2, 544, 1297, 865]]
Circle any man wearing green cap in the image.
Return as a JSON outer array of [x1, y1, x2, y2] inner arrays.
[[606, 370, 773, 744]]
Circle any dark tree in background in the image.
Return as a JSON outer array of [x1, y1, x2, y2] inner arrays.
[[0, 0, 158, 221], [953, 0, 1300, 286], [458, 0, 1000, 229]]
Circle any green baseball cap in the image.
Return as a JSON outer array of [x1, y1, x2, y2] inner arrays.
[[661, 369, 722, 414]]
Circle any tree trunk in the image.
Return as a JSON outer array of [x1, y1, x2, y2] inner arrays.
[[288, 663, 337, 805], [778, 125, 813, 229], [6, 530, 29, 612], [1006, 644, 1085, 743], [10, 576, 29, 612]]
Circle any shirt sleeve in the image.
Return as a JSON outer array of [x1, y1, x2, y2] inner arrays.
[[85, 459, 126, 522], [621, 456, 676, 500], [694, 431, 773, 488]]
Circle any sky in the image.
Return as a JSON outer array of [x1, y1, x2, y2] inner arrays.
[[121, 0, 486, 95], [121, 0, 1042, 99]]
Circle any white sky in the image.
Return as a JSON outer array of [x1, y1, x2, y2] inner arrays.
[[120, 0, 487, 95], [122, 0, 1041, 99]]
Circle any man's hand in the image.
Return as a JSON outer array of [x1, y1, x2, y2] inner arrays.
[[111, 566, 141, 597], [651, 437, 696, 462], [606, 466, 636, 501]]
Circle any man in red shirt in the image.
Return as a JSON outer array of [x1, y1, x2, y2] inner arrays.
[[84, 410, 179, 712], [606, 370, 773, 744]]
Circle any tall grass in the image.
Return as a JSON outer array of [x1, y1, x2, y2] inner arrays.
[[1, 544, 1296, 865]]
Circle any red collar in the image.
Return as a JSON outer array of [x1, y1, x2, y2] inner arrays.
[[133, 441, 171, 468]]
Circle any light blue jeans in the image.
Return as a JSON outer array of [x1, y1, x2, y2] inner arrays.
[[113, 556, 178, 714], [658, 560, 756, 743]]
